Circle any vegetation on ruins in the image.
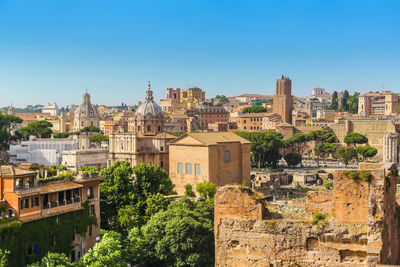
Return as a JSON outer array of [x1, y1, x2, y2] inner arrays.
[[89, 133, 109, 144], [48, 165, 68, 176], [323, 179, 333, 190], [0, 112, 23, 149], [16, 120, 53, 140], [242, 105, 267, 113], [342, 170, 372, 183], [284, 152, 302, 167], [234, 131, 283, 169], [311, 212, 326, 225]]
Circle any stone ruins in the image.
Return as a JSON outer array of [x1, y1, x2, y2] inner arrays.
[[214, 163, 400, 267]]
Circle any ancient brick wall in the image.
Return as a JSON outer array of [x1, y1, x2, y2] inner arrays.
[[215, 164, 400, 267]]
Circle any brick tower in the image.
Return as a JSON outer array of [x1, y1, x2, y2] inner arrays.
[[273, 75, 293, 124]]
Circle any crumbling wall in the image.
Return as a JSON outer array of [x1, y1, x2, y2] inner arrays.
[[305, 191, 333, 214], [214, 164, 400, 267]]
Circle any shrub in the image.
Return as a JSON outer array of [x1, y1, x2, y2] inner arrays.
[[184, 184, 196, 197], [360, 171, 372, 182], [349, 172, 358, 182], [311, 212, 326, 225], [323, 179, 333, 190], [80, 166, 99, 174]]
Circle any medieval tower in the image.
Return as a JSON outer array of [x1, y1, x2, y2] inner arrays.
[[273, 75, 293, 124]]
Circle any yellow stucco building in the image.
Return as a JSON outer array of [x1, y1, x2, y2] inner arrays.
[[168, 132, 251, 194]]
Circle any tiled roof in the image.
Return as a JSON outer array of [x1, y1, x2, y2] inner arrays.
[[171, 132, 250, 145], [0, 166, 37, 177]]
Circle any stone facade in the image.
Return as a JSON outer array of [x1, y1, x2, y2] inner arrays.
[[273, 75, 293, 124], [215, 164, 400, 266], [109, 85, 176, 171], [62, 149, 108, 172], [329, 118, 397, 158], [73, 91, 100, 132]]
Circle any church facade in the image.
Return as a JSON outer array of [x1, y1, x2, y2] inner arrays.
[[108, 84, 177, 172], [73, 91, 100, 132]]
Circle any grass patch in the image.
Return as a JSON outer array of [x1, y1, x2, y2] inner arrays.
[[311, 212, 326, 225]]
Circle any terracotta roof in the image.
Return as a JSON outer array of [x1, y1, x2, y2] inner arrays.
[[0, 166, 37, 177], [170, 132, 250, 145], [40, 181, 83, 194], [16, 180, 83, 197]]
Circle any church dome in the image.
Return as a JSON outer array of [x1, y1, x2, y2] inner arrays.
[[75, 91, 99, 118], [136, 84, 163, 116]]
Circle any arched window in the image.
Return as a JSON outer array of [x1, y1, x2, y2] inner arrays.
[[147, 125, 151, 131]]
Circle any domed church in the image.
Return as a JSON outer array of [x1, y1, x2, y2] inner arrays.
[[132, 83, 165, 135], [73, 91, 100, 131], [108, 83, 177, 171]]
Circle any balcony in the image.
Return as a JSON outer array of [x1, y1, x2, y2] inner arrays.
[[41, 197, 82, 217]]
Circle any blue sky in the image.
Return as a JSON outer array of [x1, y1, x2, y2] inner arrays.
[[0, 0, 399, 107]]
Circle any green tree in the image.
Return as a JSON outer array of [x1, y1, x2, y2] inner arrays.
[[28, 252, 71, 267], [344, 132, 368, 147], [80, 126, 100, 133], [0, 249, 10, 267], [17, 120, 53, 139], [356, 145, 378, 161], [235, 131, 283, 169], [337, 147, 357, 167], [340, 90, 350, 111], [100, 161, 135, 231], [242, 106, 267, 113], [81, 231, 128, 267], [89, 134, 109, 145], [128, 198, 214, 267], [0, 112, 23, 149], [314, 143, 336, 165], [100, 162, 175, 232], [330, 91, 339, 110], [347, 92, 360, 114], [196, 181, 216, 199], [284, 153, 302, 167], [307, 130, 336, 167], [53, 132, 70, 138], [284, 133, 310, 154], [184, 184, 196, 197]]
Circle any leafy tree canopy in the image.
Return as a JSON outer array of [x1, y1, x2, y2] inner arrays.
[[242, 106, 267, 113], [196, 181, 216, 200], [80, 126, 100, 133], [89, 134, 109, 144], [0, 112, 23, 149], [344, 132, 368, 146], [284, 152, 302, 167], [337, 147, 357, 166], [356, 145, 377, 161]]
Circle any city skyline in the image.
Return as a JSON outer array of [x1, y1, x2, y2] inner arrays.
[[1, 0, 399, 107]]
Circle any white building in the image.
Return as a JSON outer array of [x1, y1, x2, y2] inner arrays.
[[42, 103, 59, 116], [9, 136, 78, 166]]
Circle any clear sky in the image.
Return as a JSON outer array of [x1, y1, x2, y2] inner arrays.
[[0, 0, 399, 107]]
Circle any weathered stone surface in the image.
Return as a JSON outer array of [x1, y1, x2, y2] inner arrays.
[[215, 163, 400, 267]]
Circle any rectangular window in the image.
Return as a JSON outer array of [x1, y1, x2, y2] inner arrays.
[[185, 163, 192, 174], [90, 204, 95, 215], [224, 151, 230, 162], [89, 224, 93, 236], [195, 164, 201, 176], [177, 163, 183, 174], [31, 197, 39, 207]]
